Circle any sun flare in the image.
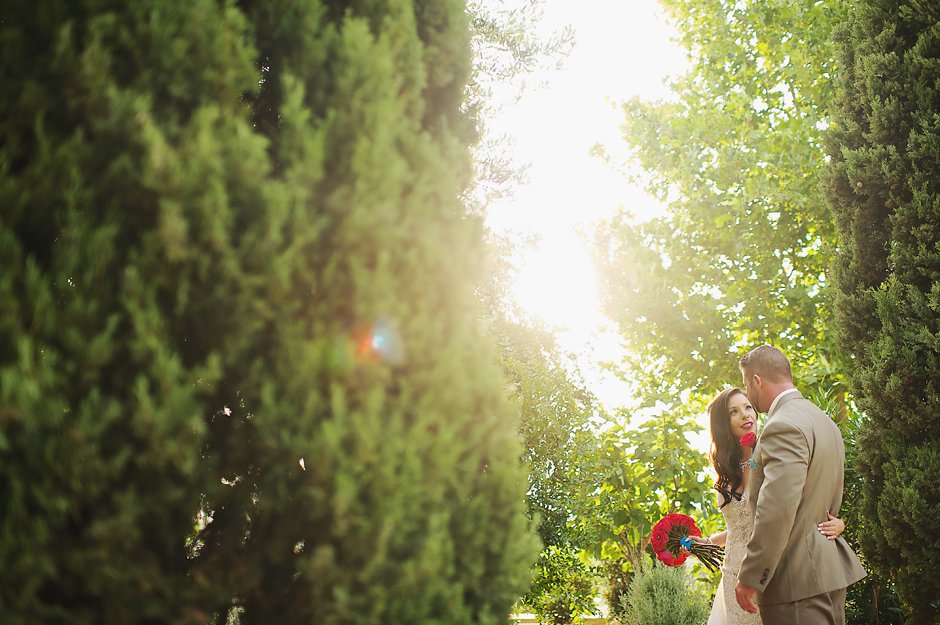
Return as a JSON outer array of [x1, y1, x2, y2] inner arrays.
[[483, 0, 688, 410]]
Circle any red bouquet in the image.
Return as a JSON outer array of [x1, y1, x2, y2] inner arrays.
[[649, 513, 723, 572]]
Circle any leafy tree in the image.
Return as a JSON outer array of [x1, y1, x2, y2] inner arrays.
[[477, 239, 600, 624], [826, 0, 940, 621], [595, 0, 850, 398], [467, 4, 597, 622], [568, 399, 718, 622], [465, 0, 574, 212], [0, 1, 537, 623], [501, 322, 595, 548], [594, 1, 902, 621], [522, 546, 600, 625]]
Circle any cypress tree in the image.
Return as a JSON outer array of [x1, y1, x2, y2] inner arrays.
[[826, 1, 940, 621], [0, 1, 537, 624]]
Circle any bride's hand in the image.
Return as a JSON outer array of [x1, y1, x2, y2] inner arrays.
[[817, 512, 845, 540], [680, 535, 711, 554]]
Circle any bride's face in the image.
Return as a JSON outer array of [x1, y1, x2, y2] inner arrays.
[[727, 392, 757, 440]]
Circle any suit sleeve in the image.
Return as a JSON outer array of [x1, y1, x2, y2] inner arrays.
[[738, 419, 809, 591]]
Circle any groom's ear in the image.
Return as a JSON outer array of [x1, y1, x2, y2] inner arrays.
[[749, 374, 764, 406]]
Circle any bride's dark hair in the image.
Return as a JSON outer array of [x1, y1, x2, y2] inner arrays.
[[708, 387, 747, 508]]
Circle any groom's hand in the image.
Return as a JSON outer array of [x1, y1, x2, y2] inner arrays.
[[735, 580, 759, 614]]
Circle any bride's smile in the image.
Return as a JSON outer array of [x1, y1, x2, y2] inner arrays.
[[727, 393, 758, 440]]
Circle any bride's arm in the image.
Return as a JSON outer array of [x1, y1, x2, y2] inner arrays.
[[688, 530, 727, 547]]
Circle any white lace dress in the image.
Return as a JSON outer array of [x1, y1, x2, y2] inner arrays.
[[707, 490, 762, 625]]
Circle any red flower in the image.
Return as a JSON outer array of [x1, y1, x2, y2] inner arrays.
[[650, 528, 669, 552], [648, 513, 723, 572], [673, 515, 701, 535], [739, 432, 757, 448], [656, 548, 688, 567]]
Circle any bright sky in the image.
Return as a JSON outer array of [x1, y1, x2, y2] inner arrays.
[[482, 0, 688, 411]]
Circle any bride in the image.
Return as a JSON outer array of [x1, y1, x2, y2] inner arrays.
[[687, 388, 845, 625]]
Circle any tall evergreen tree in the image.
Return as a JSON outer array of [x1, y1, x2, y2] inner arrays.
[[0, 1, 537, 623], [826, 1, 940, 621]]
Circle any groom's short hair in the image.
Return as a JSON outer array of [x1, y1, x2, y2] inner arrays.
[[739, 344, 792, 383]]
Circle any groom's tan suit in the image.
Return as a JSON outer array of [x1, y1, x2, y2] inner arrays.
[[739, 390, 866, 624]]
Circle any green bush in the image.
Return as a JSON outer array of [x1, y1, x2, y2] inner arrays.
[[0, 1, 537, 623], [617, 560, 709, 625], [521, 545, 600, 625], [826, 1, 940, 621]]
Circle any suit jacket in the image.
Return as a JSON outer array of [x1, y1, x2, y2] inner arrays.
[[739, 390, 866, 604]]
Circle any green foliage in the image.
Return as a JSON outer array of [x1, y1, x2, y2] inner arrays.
[[494, 314, 596, 548], [0, 1, 538, 623], [596, 0, 851, 398], [617, 559, 710, 625], [595, 1, 907, 621], [826, 1, 940, 622], [520, 546, 600, 625], [467, 3, 591, 617], [481, 293, 600, 622], [478, 242, 601, 621], [465, 0, 574, 211], [845, 576, 909, 625], [809, 387, 908, 625], [569, 401, 719, 619]]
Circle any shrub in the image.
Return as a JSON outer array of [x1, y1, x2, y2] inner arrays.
[[618, 560, 709, 625], [521, 545, 600, 625]]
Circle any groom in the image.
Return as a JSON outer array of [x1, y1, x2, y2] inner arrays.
[[735, 345, 866, 625]]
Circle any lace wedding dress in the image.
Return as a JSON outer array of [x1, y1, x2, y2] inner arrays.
[[707, 490, 762, 625]]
